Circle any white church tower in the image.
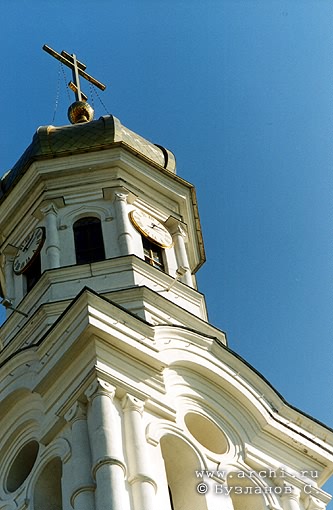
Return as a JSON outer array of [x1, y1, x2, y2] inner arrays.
[[0, 46, 332, 510]]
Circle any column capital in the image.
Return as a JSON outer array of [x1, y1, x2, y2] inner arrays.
[[304, 495, 326, 510], [122, 394, 145, 415], [33, 198, 64, 220], [41, 202, 58, 216], [115, 191, 129, 203], [280, 484, 301, 502], [165, 216, 188, 238], [64, 401, 87, 423], [103, 186, 137, 204], [85, 378, 116, 401], [3, 244, 18, 257]]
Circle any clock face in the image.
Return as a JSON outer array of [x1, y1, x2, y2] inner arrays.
[[130, 210, 173, 248], [13, 227, 46, 275]]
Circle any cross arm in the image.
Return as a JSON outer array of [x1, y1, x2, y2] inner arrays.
[[43, 44, 106, 91]]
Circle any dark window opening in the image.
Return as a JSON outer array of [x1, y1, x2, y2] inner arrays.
[[73, 217, 105, 265], [34, 457, 63, 510], [25, 254, 41, 292], [142, 237, 165, 271]]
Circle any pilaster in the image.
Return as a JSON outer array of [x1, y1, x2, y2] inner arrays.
[[85, 379, 129, 510], [40, 202, 61, 269], [165, 217, 192, 286], [122, 394, 157, 510], [113, 190, 134, 255], [211, 479, 234, 510], [3, 245, 17, 306], [281, 485, 301, 510], [64, 401, 95, 510]]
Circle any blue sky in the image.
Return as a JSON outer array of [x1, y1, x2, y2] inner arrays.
[[1, 0, 332, 497]]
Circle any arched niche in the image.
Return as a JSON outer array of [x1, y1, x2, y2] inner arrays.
[[59, 203, 113, 264], [33, 458, 63, 510], [73, 216, 106, 264], [160, 434, 208, 510], [61, 203, 111, 229]]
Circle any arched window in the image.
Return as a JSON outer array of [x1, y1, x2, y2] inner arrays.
[[73, 217, 105, 265], [25, 254, 42, 292], [34, 458, 63, 510], [160, 435, 208, 510]]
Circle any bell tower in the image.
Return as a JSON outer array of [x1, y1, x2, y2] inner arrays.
[[0, 47, 332, 510], [0, 111, 207, 339]]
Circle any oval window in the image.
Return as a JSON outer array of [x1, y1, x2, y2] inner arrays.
[[185, 412, 228, 454], [7, 440, 39, 492]]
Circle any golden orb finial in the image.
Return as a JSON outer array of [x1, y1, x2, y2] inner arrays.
[[67, 101, 94, 124], [43, 45, 106, 125]]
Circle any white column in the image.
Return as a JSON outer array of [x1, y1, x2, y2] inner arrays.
[[122, 394, 157, 510], [85, 379, 129, 510], [210, 479, 234, 510], [2, 245, 17, 317], [281, 485, 301, 510], [41, 203, 61, 268], [3, 247, 16, 302], [168, 220, 192, 287], [114, 192, 133, 255], [64, 402, 95, 510]]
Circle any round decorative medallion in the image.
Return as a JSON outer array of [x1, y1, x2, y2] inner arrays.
[[185, 412, 228, 454], [6, 440, 39, 492]]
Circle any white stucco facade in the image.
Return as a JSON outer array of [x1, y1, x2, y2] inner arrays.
[[0, 115, 332, 510]]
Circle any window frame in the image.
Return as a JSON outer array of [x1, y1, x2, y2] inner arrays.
[[73, 216, 106, 265], [24, 253, 42, 293], [142, 236, 165, 271]]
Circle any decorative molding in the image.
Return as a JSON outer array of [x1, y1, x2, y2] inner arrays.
[[304, 495, 326, 510], [64, 401, 87, 423], [33, 197, 64, 220], [103, 186, 137, 204], [63, 189, 103, 205], [114, 192, 128, 203], [91, 456, 127, 479], [84, 379, 116, 401], [122, 394, 145, 415], [59, 203, 112, 230], [165, 216, 188, 239], [40, 202, 58, 217], [127, 473, 157, 492], [280, 483, 301, 501], [70, 485, 96, 508], [146, 420, 208, 470]]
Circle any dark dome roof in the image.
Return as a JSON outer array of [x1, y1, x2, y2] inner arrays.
[[0, 115, 176, 201]]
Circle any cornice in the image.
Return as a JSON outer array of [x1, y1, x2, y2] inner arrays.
[[0, 115, 176, 203]]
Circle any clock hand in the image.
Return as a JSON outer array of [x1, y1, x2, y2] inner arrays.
[[151, 223, 164, 231], [23, 235, 35, 251]]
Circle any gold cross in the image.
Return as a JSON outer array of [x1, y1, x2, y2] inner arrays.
[[43, 44, 106, 102]]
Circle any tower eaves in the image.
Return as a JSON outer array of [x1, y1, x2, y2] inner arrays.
[[0, 115, 176, 202]]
